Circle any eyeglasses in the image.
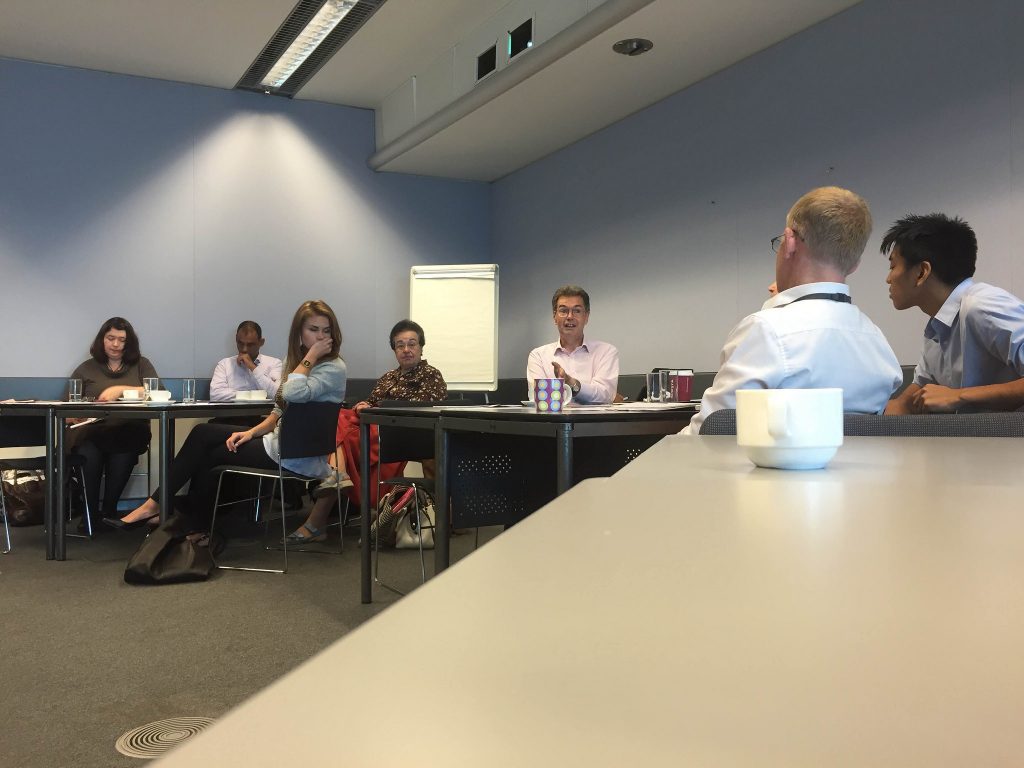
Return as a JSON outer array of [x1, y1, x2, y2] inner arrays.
[[394, 340, 420, 350], [555, 306, 586, 317], [771, 229, 803, 254]]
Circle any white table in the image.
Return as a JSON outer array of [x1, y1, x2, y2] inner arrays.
[[156, 436, 1024, 766]]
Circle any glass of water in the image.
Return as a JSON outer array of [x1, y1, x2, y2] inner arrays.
[[68, 378, 83, 402], [182, 378, 197, 404], [143, 377, 159, 400]]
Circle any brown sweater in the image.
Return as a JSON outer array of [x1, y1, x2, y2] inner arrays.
[[69, 356, 158, 400]]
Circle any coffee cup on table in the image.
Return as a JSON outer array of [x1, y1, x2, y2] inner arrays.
[[669, 370, 694, 402], [148, 390, 172, 402], [247, 391, 267, 401], [736, 388, 843, 470], [122, 389, 142, 401], [531, 378, 572, 413]]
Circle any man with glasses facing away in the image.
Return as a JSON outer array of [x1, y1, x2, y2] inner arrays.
[[684, 186, 902, 435], [527, 285, 619, 404], [881, 213, 1024, 414]]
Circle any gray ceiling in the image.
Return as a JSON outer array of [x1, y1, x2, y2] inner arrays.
[[0, 0, 862, 181]]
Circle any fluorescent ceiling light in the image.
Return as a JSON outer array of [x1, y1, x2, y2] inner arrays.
[[260, 0, 356, 89]]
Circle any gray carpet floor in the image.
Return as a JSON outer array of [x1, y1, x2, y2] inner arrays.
[[1, 508, 492, 767]]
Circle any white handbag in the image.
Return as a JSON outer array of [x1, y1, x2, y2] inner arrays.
[[394, 489, 435, 550]]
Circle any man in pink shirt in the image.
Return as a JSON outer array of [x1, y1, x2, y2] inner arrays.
[[526, 285, 619, 404]]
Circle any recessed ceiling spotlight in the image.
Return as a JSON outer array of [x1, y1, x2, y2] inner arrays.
[[613, 38, 654, 56]]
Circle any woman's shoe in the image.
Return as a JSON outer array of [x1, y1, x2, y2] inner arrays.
[[283, 524, 327, 544], [102, 512, 159, 531]]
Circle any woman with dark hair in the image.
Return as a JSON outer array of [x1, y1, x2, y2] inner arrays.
[[68, 317, 158, 532], [107, 300, 346, 531], [286, 318, 446, 543]]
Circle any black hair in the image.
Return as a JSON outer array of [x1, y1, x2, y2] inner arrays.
[[389, 319, 425, 349], [880, 213, 977, 286], [89, 317, 141, 365], [236, 320, 263, 338]]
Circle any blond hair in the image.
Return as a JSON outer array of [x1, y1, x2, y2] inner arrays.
[[786, 186, 872, 275]]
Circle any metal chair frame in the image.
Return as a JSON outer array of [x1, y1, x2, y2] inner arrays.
[[371, 399, 466, 595], [1, 414, 90, 553], [208, 401, 345, 574]]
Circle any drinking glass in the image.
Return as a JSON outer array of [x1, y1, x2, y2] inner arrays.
[[658, 370, 670, 402], [143, 377, 159, 400], [68, 378, 83, 402], [645, 372, 660, 403], [182, 378, 197, 404]]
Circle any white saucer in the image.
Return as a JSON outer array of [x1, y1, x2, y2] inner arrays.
[[145, 399, 176, 405], [234, 395, 270, 402]]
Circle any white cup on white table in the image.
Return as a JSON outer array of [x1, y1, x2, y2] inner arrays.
[[736, 388, 843, 470]]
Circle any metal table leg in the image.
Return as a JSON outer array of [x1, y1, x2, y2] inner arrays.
[[555, 422, 573, 495], [434, 422, 450, 575], [158, 412, 172, 520], [360, 417, 372, 603]]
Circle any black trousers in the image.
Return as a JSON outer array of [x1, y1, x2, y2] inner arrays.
[[150, 423, 277, 527], [72, 442, 139, 524]]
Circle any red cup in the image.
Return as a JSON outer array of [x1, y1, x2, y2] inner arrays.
[[670, 371, 693, 402]]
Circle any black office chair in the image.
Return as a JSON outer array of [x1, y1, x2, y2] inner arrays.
[[372, 399, 463, 594], [698, 408, 1024, 437], [209, 400, 346, 574], [1, 414, 91, 553]]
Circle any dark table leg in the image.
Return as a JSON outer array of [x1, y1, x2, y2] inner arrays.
[[158, 412, 172, 521], [555, 422, 573, 495], [48, 409, 63, 560], [360, 417, 372, 603], [434, 423, 450, 575]]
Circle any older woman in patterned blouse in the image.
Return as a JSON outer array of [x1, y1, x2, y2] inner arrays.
[[286, 319, 446, 543]]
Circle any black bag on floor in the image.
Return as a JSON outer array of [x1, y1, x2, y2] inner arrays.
[[124, 512, 217, 585]]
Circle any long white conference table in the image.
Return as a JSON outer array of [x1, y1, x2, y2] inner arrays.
[[156, 435, 1024, 766]]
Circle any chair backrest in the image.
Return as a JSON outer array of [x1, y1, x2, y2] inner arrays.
[[698, 409, 738, 435], [843, 412, 1024, 437], [278, 401, 343, 460], [698, 408, 1024, 437], [0, 414, 48, 450], [376, 399, 464, 464]]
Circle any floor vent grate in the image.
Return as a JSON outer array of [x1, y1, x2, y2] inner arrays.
[[115, 716, 216, 759]]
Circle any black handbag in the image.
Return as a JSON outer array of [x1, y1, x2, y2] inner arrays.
[[1, 469, 46, 527], [123, 512, 217, 585]]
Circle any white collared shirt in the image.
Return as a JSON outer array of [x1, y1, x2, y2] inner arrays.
[[684, 282, 902, 435], [210, 354, 283, 401], [527, 338, 619, 404]]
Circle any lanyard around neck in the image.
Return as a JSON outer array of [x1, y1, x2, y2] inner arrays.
[[783, 292, 852, 306]]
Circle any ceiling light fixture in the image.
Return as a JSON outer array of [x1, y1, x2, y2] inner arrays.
[[612, 38, 654, 56], [236, 0, 387, 98], [260, 0, 356, 89]]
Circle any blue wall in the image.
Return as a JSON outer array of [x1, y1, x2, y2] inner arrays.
[[0, 58, 490, 379], [492, 0, 1024, 376]]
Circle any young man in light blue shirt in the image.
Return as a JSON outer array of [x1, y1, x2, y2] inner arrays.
[[883, 213, 1024, 414]]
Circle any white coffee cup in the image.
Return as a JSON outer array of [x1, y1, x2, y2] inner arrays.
[[122, 389, 142, 400], [736, 388, 843, 470], [148, 390, 172, 402], [247, 391, 268, 401], [235, 390, 252, 400]]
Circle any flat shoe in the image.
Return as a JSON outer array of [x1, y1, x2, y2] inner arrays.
[[283, 524, 327, 544]]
